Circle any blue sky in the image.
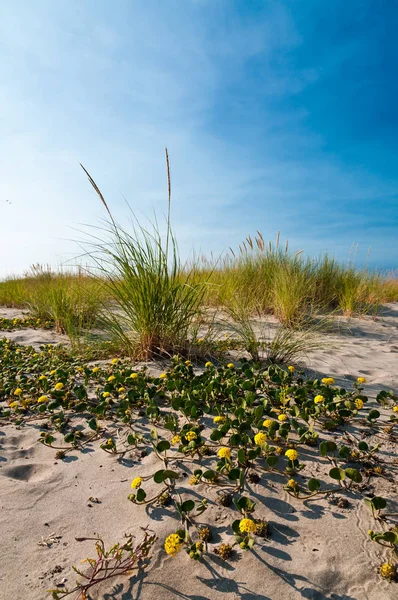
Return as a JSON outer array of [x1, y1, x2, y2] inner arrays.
[[1, 0, 397, 276]]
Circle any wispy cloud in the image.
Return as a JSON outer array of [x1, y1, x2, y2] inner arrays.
[[0, 0, 397, 276]]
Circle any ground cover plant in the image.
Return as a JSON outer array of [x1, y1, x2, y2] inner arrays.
[[1, 337, 397, 598]]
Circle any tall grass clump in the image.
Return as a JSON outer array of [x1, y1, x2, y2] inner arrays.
[[81, 161, 207, 360], [0, 265, 104, 343]]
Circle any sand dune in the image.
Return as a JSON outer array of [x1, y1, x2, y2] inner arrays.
[[0, 306, 397, 600]]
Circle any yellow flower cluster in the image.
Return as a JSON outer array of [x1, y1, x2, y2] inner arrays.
[[164, 533, 183, 556], [108, 375, 116, 382], [392, 406, 398, 413], [103, 391, 111, 398], [357, 377, 366, 384], [321, 377, 335, 386], [185, 431, 197, 442], [314, 395, 324, 404], [14, 388, 22, 396], [131, 477, 142, 489], [130, 373, 138, 379], [217, 447, 231, 459], [285, 449, 298, 461], [214, 416, 226, 424], [262, 419, 273, 428], [227, 363, 234, 369], [159, 373, 167, 379], [205, 361, 213, 368], [278, 414, 287, 422], [9, 401, 19, 409], [111, 358, 119, 364], [38, 395, 48, 403], [355, 398, 364, 409], [92, 367, 99, 373], [171, 435, 181, 445], [288, 365, 295, 373], [287, 479, 298, 489], [379, 562, 395, 580], [54, 382, 64, 390], [239, 518, 256, 534], [254, 432, 267, 446]]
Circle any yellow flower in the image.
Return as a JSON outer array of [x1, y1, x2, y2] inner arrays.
[[227, 363, 234, 369], [189, 476, 199, 485], [278, 414, 287, 422], [254, 432, 267, 446], [130, 373, 138, 379], [321, 377, 335, 386], [171, 435, 181, 445], [38, 395, 48, 403], [357, 377, 366, 384], [393, 406, 398, 413], [92, 367, 99, 373], [288, 365, 295, 373], [54, 382, 64, 391], [217, 447, 231, 460], [239, 518, 256, 534], [14, 388, 22, 396], [287, 479, 297, 488], [164, 533, 183, 556], [103, 391, 111, 398], [9, 401, 19, 409], [111, 358, 119, 364], [205, 361, 213, 368], [380, 562, 395, 580], [131, 477, 142, 489], [50, 370, 57, 376], [185, 431, 197, 442], [185, 360, 192, 367], [159, 373, 167, 379], [285, 449, 298, 461], [355, 398, 364, 409], [39, 375, 47, 381], [106, 438, 114, 446], [314, 395, 324, 404], [118, 387, 125, 393], [107, 375, 116, 382], [262, 419, 273, 428], [214, 416, 226, 424]]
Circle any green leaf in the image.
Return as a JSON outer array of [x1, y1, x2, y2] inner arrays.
[[308, 478, 321, 492], [229, 433, 242, 446], [163, 470, 179, 481], [228, 468, 241, 481], [345, 468, 362, 483], [156, 440, 171, 453], [371, 496, 387, 510], [136, 488, 146, 502], [320, 441, 337, 457], [153, 470, 166, 484], [64, 433, 75, 443], [329, 467, 345, 481], [265, 455, 278, 468], [254, 405, 263, 419], [381, 531, 398, 544], [87, 418, 98, 431], [232, 519, 241, 535], [358, 441, 369, 451], [367, 409, 380, 421], [180, 500, 195, 513], [203, 470, 216, 480], [210, 429, 224, 442], [237, 448, 246, 464], [338, 445, 350, 459]]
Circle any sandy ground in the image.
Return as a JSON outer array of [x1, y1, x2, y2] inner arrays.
[[0, 305, 397, 600]]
